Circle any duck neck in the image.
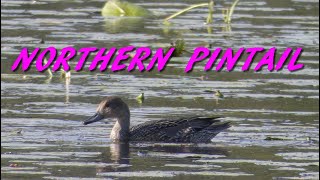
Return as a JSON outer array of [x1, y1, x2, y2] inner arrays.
[[110, 112, 130, 142]]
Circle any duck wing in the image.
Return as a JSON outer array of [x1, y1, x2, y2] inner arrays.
[[129, 117, 230, 143]]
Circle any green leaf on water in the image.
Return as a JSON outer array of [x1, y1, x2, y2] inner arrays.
[[136, 93, 145, 103], [215, 90, 224, 98], [102, 0, 154, 17]]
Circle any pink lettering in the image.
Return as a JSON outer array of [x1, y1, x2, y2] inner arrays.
[[52, 46, 77, 71], [216, 48, 245, 71], [75, 47, 98, 71], [287, 48, 304, 71], [89, 48, 117, 71], [111, 46, 135, 72], [254, 47, 276, 71], [35, 47, 57, 72], [128, 47, 151, 72], [11, 48, 40, 71], [146, 48, 174, 72], [185, 47, 210, 73], [242, 47, 264, 71]]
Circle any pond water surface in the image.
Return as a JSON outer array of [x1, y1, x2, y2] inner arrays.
[[1, 0, 319, 179]]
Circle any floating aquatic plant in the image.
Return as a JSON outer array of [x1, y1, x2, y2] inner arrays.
[[206, 0, 214, 34], [206, 0, 214, 24], [215, 90, 224, 98], [60, 71, 71, 79], [102, 0, 153, 17], [43, 57, 53, 78], [136, 93, 145, 103], [102, 0, 239, 25], [40, 58, 70, 80], [164, 0, 218, 25], [165, 40, 186, 57], [223, 0, 240, 24], [164, 3, 209, 22], [101, 0, 153, 33], [42, 57, 70, 80]]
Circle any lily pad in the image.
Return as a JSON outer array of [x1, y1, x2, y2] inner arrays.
[[102, 0, 154, 17]]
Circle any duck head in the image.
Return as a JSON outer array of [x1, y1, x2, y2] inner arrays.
[[83, 97, 130, 125]]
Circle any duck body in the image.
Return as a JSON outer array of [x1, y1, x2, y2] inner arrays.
[[83, 97, 230, 143], [129, 117, 230, 143]]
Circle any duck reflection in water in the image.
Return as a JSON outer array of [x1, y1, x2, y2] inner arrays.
[[96, 142, 229, 174], [109, 143, 130, 164], [96, 143, 130, 173]]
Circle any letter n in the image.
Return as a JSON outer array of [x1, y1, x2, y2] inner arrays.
[[11, 48, 40, 71]]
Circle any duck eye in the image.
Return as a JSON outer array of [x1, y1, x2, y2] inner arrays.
[[104, 104, 109, 108]]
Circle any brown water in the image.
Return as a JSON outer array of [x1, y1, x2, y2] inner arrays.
[[1, 0, 319, 179]]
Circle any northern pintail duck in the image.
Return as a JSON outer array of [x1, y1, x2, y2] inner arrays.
[[83, 97, 230, 143]]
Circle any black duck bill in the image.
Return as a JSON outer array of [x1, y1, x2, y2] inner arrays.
[[83, 113, 105, 125]]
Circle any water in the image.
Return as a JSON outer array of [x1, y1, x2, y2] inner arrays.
[[1, 0, 319, 179]]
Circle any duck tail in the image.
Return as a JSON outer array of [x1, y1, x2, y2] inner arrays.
[[191, 121, 231, 143], [208, 121, 231, 133]]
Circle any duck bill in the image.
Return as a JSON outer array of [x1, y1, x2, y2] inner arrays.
[[83, 113, 104, 125]]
